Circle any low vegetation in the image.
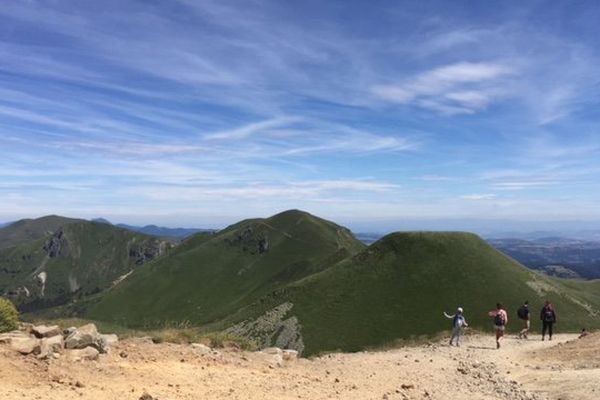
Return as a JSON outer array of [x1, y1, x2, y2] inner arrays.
[[0, 297, 19, 333]]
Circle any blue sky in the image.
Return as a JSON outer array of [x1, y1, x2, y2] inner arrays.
[[1, 1, 600, 232]]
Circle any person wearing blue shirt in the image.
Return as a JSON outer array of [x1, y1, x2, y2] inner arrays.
[[444, 307, 468, 347]]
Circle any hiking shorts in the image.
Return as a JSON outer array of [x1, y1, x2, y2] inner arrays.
[[495, 325, 505, 336]]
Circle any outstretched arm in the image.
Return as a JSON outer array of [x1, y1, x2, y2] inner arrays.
[[443, 312, 454, 319]]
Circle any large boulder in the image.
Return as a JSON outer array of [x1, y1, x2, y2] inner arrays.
[[31, 325, 61, 338], [64, 324, 116, 353], [99, 333, 119, 347], [66, 347, 99, 361], [0, 330, 30, 345], [65, 323, 100, 350], [38, 335, 64, 359], [10, 337, 41, 355]]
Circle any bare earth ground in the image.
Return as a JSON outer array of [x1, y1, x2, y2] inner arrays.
[[1, 332, 599, 400]]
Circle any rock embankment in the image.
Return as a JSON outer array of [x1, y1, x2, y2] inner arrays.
[[0, 322, 118, 361]]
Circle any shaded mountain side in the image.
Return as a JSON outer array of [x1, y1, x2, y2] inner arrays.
[[0, 220, 172, 312], [222, 232, 600, 355], [0, 216, 84, 250], [86, 210, 365, 327]]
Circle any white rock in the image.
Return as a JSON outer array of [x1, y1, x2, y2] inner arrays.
[[99, 333, 119, 346], [63, 327, 77, 337], [282, 349, 298, 361], [31, 325, 61, 338], [38, 335, 64, 359], [67, 347, 100, 361], [10, 337, 41, 355], [65, 323, 100, 349], [262, 347, 283, 355], [0, 330, 30, 344], [191, 343, 211, 354], [256, 351, 284, 367], [271, 354, 284, 367]]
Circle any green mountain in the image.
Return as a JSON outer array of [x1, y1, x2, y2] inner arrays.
[[0, 215, 83, 250], [10, 211, 600, 357], [0, 218, 172, 312], [87, 210, 365, 327], [223, 232, 600, 355]]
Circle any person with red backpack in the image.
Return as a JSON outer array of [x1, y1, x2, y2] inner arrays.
[[489, 303, 508, 349], [540, 300, 556, 341], [517, 301, 530, 339]]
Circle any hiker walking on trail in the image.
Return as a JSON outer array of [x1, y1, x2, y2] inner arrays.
[[489, 303, 508, 349], [444, 307, 468, 346], [517, 301, 530, 339], [540, 300, 556, 341]]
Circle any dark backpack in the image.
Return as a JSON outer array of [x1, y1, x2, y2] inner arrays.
[[517, 306, 528, 320], [494, 311, 505, 326], [543, 308, 554, 322]]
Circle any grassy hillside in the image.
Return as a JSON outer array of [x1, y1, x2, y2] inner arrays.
[[0, 215, 83, 250], [0, 219, 171, 312], [17, 212, 598, 357], [227, 232, 600, 355], [87, 210, 365, 327]]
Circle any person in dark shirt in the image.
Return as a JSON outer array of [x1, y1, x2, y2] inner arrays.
[[517, 301, 530, 339], [540, 300, 557, 341]]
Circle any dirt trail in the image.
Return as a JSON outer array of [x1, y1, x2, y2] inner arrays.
[[1, 332, 599, 400]]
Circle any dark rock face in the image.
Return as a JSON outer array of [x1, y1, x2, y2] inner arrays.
[[128, 241, 166, 265], [43, 229, 69, 258], [225, 226, 270, 255]]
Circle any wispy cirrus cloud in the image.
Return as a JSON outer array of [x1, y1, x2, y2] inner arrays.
[[460, 193, 497, 201], [1, 1, 600, 227], [372, 62, 514, 115]]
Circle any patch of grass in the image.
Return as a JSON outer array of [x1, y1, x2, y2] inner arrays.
[[201, 331, 258, 351]]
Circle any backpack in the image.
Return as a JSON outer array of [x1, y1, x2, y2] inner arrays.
[[517, 306, 527, 320], [543, 308, 554, 322], [453, 315, 464, 328], [494, 311, 505, 326]]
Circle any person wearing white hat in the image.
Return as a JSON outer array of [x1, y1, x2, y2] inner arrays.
[[443, 307, 468, 346]]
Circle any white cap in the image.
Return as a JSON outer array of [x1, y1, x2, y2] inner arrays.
[[457, 307, 463, 313]]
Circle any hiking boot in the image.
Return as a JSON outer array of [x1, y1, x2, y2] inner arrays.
[[496, 341, 500, 349]]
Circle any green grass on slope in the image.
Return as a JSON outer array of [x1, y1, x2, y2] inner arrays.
[[87, 210, 365, 328], [0, 215, 84, 250], [246, 232, 600, 355], [0, 221, 168, 311]]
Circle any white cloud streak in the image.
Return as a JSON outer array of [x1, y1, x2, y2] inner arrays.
[[372, 62, 514, 115]]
